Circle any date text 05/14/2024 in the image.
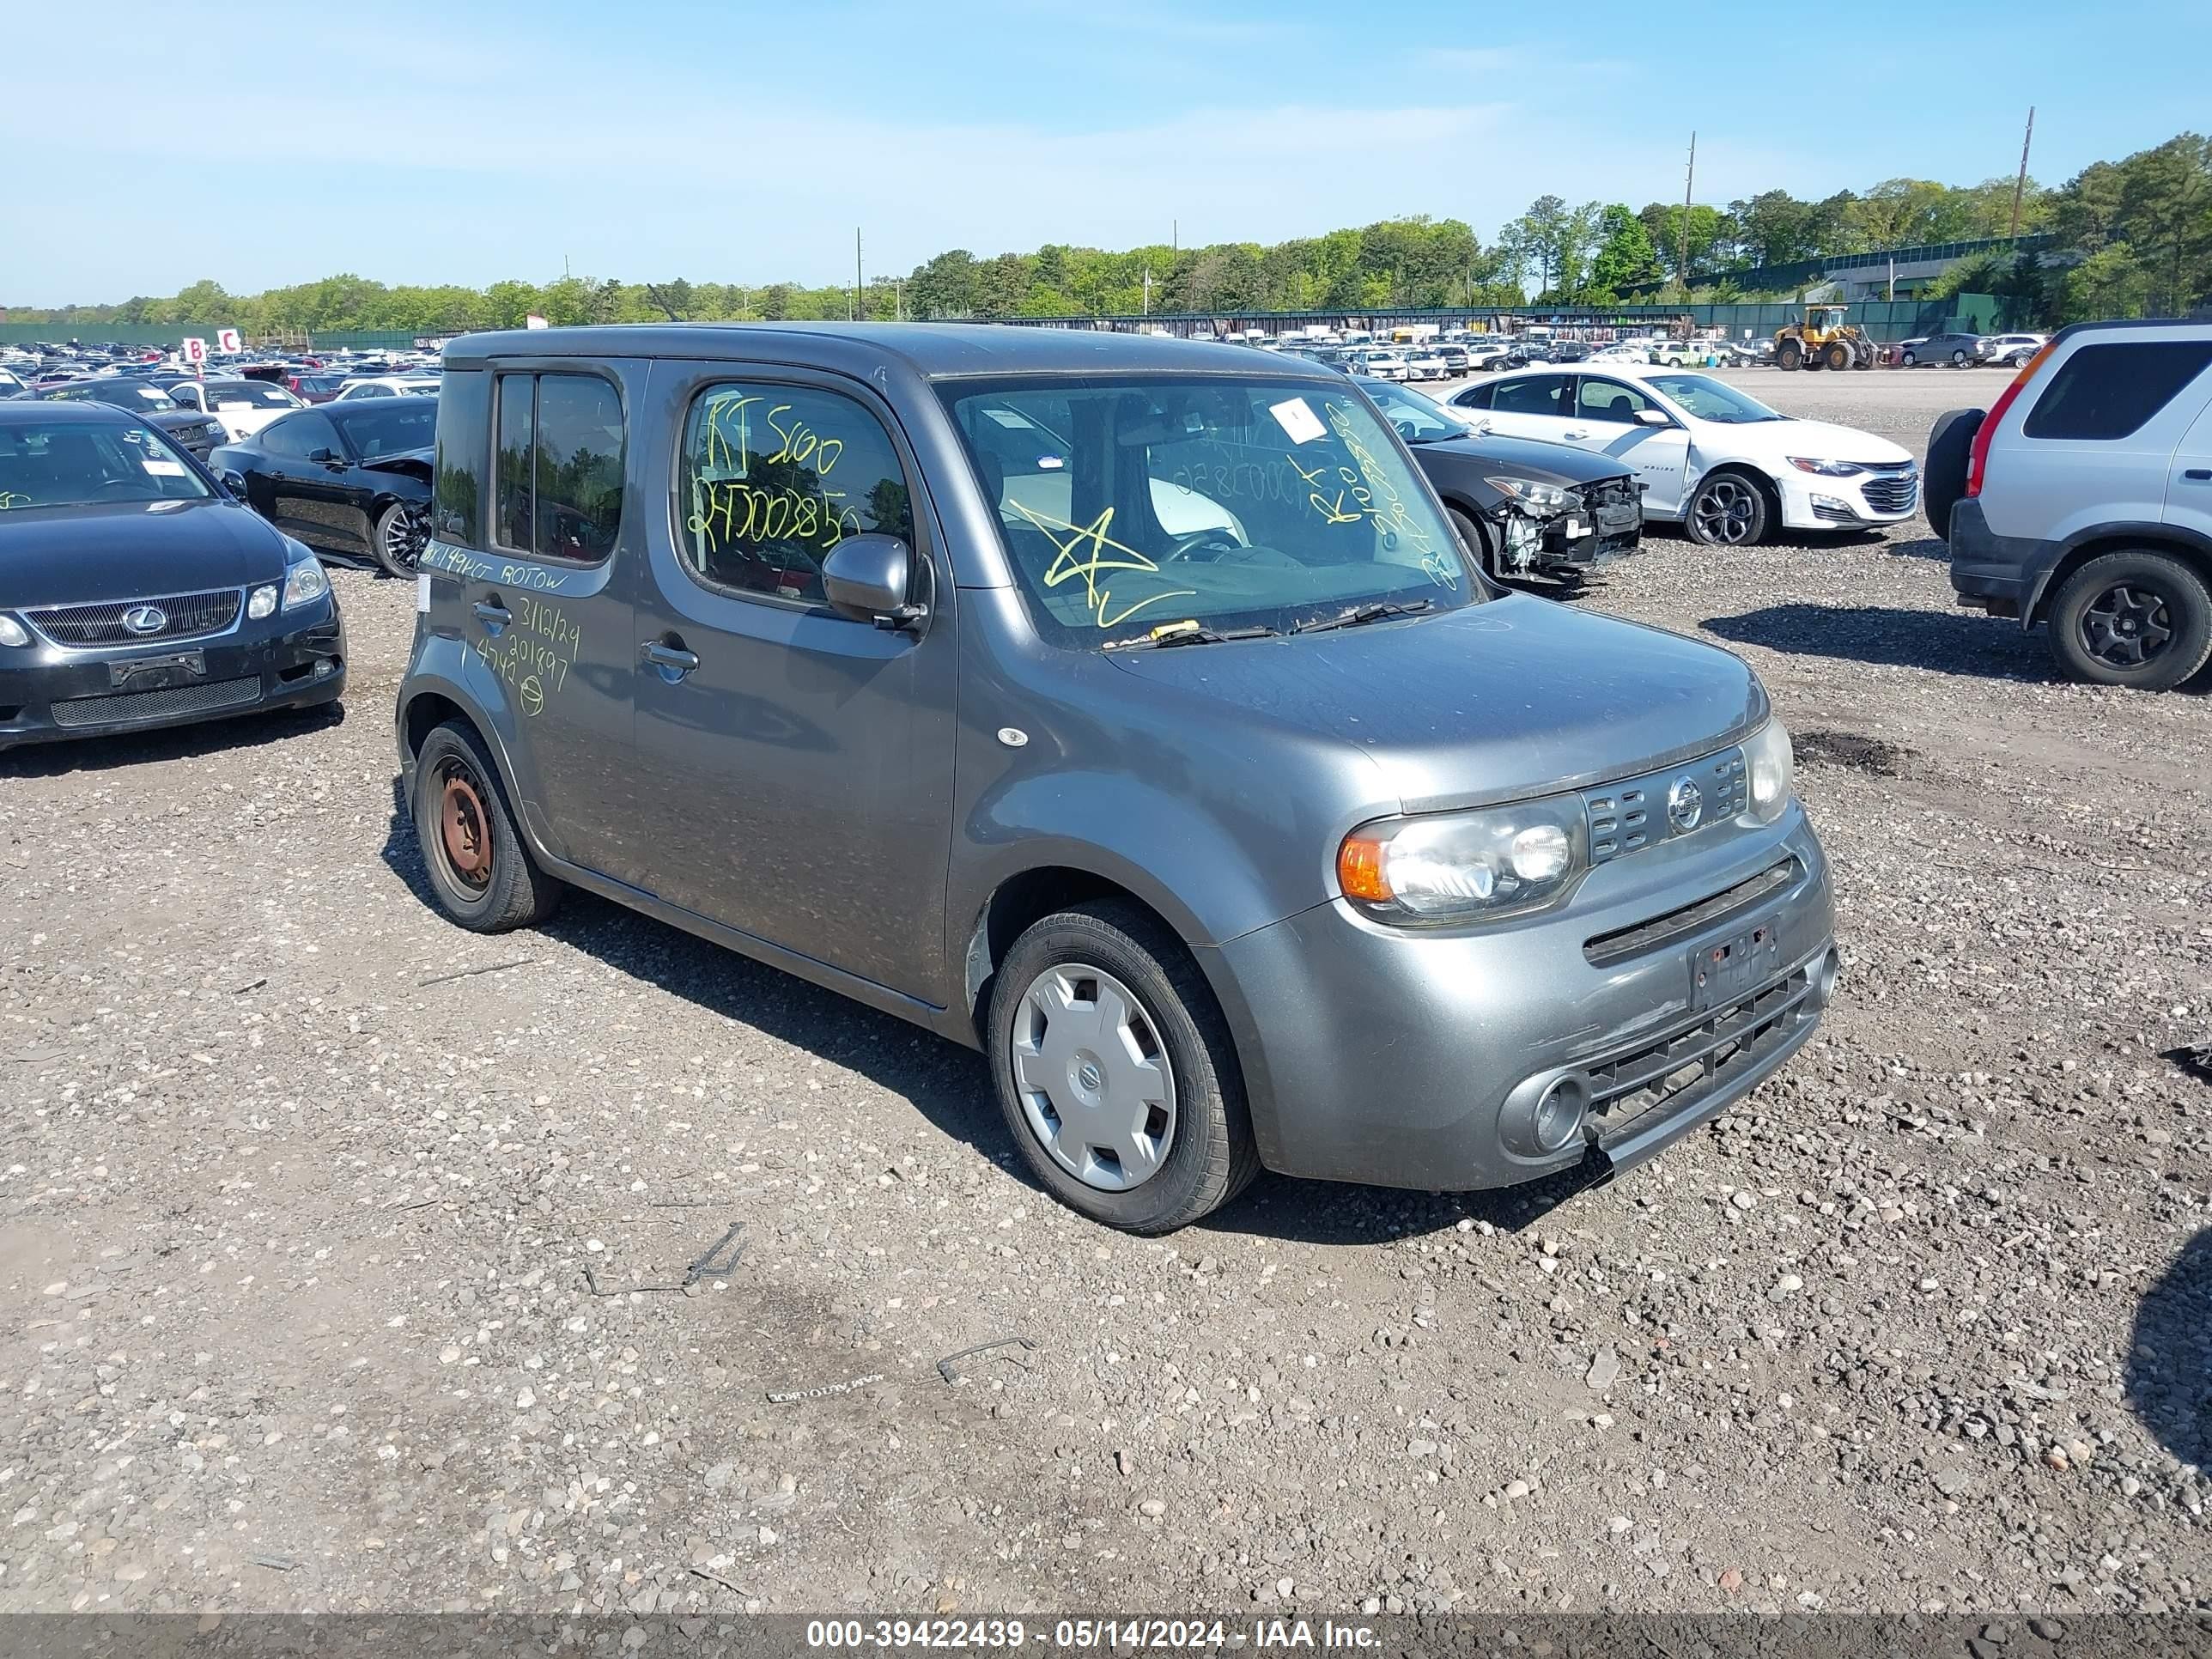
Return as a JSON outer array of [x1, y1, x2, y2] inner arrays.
[[804, 1620, 1378, 1650]]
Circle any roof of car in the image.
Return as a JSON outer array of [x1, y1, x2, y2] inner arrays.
[[443, 322, 1340, 383], [0, 397, 133, 426]]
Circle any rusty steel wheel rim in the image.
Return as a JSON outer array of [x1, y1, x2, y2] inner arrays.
[[436, 763, 493, 890]]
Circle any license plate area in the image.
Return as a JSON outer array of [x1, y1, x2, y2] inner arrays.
[[107, 651, 206, 690], [1691, 911, 1783, 1011]]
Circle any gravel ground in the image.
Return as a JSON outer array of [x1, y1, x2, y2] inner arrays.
[[1, 367, 2206, 1621]]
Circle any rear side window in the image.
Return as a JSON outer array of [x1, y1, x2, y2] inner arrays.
[[1492, 375, 1569, 416], [2023, 341, 2212, 441], [493, 372, 624, 562], [676, 382, 915, 608], [432, 368, 488, 544]]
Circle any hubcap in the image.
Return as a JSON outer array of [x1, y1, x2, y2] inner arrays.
[[1011, 964, 1176, 1192], [2081, 583, 2173, 668], [436, 765, 493, 890], [1692, 478, 1759, 545]]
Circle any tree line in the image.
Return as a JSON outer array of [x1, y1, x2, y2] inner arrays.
[[9, 132, 2205, 334]]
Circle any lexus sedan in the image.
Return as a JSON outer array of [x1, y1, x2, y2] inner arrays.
[[0, 401, 345, 750], [211, 397, 435, 576]]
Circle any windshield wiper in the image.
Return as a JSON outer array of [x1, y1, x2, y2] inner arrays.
[[1103, 621, 1278, 651], [1291, 599, 1433, 635]]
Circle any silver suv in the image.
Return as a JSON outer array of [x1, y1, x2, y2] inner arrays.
[[1933, 320, 2212, 690]]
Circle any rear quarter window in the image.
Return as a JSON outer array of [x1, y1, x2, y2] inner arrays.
[[433, 368, 489, 545], [2022, 340, 2212, 441]]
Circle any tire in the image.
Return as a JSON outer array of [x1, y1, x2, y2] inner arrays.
[[987, 902, 1258, 1234], [1776, 339, 1802, 372], [1825, 342, 1852, 372], [1684, 470, 1772, 547], [1922, 408, 1984, 541], [1900, 350, 1917, 368], [1951, 349, 1971, 368], [1852, 342, 1875, 370], [2045, 551, 2212, 691], [372, 500, 422, 580], [410, 721, 563, 931], [1448, 505, 1497, 579]]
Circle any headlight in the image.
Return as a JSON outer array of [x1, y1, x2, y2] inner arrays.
[[1742, 719, 1795, 824], [247, 584, 278, 619], [1786, 457, 1867, 477], [0, 614, 28, 647], [1486, 477, 1571, 514], [1338, 795, 1588, 925], [282, 553, 331, 610]]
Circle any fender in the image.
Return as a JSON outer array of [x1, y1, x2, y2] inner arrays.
[[392, 662, 565, 868], [2022, 520, 2212, 627]]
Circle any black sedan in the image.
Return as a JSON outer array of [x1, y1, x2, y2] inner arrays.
[[1354, 378, 1641, 581], [0, 401, 345, 750], [211, 397, 434, 576], [35, 378, 227, 461]]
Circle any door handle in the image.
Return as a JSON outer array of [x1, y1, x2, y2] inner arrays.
[[641, 640, 700, 677], [2185, 468, 2211, 482], [472, 599, 512, 627]]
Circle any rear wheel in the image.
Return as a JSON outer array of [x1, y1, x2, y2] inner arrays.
[[1685, 471, 1771, 547], [2045, 551, 2212, 690], [410, 722, 563, 930], [987, 902, 1257, 1233]]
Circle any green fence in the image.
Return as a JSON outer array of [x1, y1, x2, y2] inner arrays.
[[0, 323, 428, 351]]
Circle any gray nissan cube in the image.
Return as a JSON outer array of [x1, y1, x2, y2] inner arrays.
[[396, 325, 1838, 1232]]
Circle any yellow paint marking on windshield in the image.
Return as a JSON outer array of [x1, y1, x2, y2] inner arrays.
[[1006, 499, 1197, 630]]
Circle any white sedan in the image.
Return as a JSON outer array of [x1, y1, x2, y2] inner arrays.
[[335, 375, 441, 401], [167, 378, 303, 441], [1448, 362, 1917, 544]]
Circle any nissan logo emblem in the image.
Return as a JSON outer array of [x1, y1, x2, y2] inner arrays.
[[1667, 776, 1704, 834], [120, 605, 168, 635]]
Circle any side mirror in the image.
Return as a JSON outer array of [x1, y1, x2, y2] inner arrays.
[[220, 469, 248, 498], [1634, 408, 1672, 428], [308, 447, 343, 465], [823, 533, 927, 632]]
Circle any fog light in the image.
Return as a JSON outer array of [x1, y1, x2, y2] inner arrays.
[[247, 585, 278, 619], [1532, 1074, 1590, 1153], [313, 658, 335, 678], [1810, 493, 1852, 516]]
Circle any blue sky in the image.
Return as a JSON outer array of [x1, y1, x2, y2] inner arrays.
[[8, 0, 2208, 305]]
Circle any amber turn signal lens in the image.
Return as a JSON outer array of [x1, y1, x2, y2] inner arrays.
[[1337, 833, 1393, 902]]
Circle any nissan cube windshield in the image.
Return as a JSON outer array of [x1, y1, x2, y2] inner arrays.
[[946, 378, 1481, 643]]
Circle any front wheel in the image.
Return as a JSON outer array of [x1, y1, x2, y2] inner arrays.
[[373, 500, 425, 579], [1900, 350, 1917, 368], [987, 902, 1257, 1233], [2045, 551, 2212, 690], [1448, 505, 1497, 579], [1684, 471, 1771, 547]]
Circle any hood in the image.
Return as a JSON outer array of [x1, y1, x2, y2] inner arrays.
[[1414, 432, 1630, 486], [0, 497, 291, 609], [212, 406, 289, 437], [1751, 417, 1913, 465], [362, 447, 434, 487], [1108, 593, 1766, 813]]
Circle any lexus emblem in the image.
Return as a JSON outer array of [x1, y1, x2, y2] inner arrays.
[[120, 605, 168, 635], [1667, 775, 1704, 834]]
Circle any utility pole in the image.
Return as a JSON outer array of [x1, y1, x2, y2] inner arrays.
[[895, 277, 904, 322], [2008, 107, 2036, 239], [1143, 266, 1152, 316], [1678, 132, 1697, 291], [853, 228, 862, 321]]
